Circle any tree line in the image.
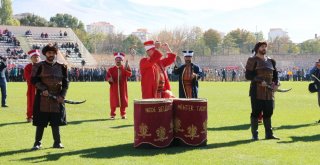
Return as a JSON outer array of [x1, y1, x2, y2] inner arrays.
[[1, 0, 320, 55]]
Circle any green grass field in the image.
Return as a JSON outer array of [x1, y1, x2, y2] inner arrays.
[[0, 82, 319, 165]]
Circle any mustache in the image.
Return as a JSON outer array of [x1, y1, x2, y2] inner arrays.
[[259, 50, 266, 54]]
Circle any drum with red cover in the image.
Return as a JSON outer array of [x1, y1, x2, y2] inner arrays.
[[134, 99, 173, 148], [172, 98, 207, 146]]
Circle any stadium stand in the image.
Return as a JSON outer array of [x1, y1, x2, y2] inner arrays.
[[0, 25, 96, 68]]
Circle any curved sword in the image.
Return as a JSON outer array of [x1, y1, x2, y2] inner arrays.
[[267, 85, 292, 93], [42, 93, 86, 104]]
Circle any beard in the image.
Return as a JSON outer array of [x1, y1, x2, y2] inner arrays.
[[258, 49, 266, 55], [47, 56, 55, 62], [185, 60, 191, 64]]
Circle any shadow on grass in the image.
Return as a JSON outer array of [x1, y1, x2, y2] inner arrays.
[[17, 139, 252, 162], [273, 123, 318, 130], [110, 125, 133, 129], [208, 124, 250, 131], [0, 118, 117, 127], [0, 149, 33, 157], [0, 121, 28, 127], [68, 119, 108, 125], [209, 122, 318, 132], [278, 134, 320, 144]]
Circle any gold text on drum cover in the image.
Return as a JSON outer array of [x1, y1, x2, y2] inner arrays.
[[177, 104, 207, 112], [145, 105, 171, 113]]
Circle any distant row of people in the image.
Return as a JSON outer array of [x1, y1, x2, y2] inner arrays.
[[2, 65, 317, 83], [25, 29, 68, 38]]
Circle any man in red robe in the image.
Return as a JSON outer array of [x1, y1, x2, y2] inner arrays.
[[24, 49, 41, 122], [106, 52, 132, 119], [140, 40, 176, 99]]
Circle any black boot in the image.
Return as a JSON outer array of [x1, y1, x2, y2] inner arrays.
[[263, 118, 280, 140], [52, 126, 64, 148], [31, 126, 44, 150], [251, 117, 259, 140]]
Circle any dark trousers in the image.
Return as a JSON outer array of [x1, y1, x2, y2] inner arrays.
[[250, 97, 274, 119], [34, 126, 61, 145], [250, 97, 276, 138], [0, 81, 7, 106]]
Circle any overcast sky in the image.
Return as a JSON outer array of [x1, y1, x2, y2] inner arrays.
[[12, 0, 320, 43]]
